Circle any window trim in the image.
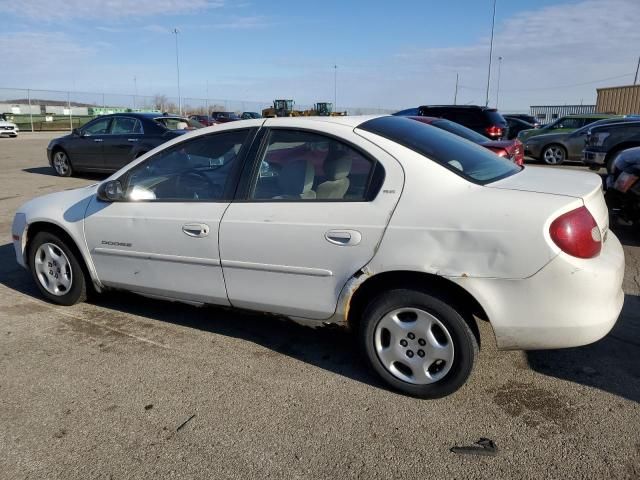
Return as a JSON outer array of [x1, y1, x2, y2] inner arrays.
[[233, 126, 385, 203], [82, 117, 113, 136], [116, 127, 258, 203], [109, 116, 144, 135]]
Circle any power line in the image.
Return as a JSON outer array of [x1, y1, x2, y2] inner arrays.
[[459, 72, 635, 93]]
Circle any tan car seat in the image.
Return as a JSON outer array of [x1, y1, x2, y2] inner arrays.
[[316, 155, 352, 199], [275, 159, 316, 199]]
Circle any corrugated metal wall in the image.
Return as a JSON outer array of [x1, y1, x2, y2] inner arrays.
[[529, 105, 596, 124], [596, 85, 640, 115]]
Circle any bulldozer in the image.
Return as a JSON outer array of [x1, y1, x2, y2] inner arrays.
[[262, 99, 300, 118]]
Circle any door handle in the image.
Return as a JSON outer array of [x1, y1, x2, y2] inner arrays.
[[325, 229, 362, 246], [182, 223, 210, 238], [93, 138, 103, 143], [127, 138, 139, 142]]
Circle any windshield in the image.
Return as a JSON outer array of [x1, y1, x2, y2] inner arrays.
[[155, 117, 202, 130], [359, 116, 521, 184], [430, 119, 489, 144]]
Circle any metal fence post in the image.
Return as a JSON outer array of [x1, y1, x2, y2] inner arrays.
[[27, 88, 34, 132]]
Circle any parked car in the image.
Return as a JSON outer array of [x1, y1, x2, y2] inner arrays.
[[504, 114, 540, 128], [13, 115, 623, 398], [525, 116, 640, 165], [241, 112, 262, 120], [47, 113, 202, 177], [189, 114, 217, 127], [605, 146, 640, 227], [505, 117, 535, 140], [409, 116, 524, 165], [0, 113, 19, 137], [517, 114, 618, 142], [211, 111, 240, 123], [396, 105, 509, 140], [584, 120, 640, 173]]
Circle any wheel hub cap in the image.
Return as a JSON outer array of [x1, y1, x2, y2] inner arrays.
[[34, 243, 72, 296], [374, 308, 454, 385], [54, 153, 69, 175]]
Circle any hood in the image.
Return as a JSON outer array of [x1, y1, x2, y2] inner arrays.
[[0, 120, 17, 127], [17, 184, 99, 223], [487, 165, 601, 198]]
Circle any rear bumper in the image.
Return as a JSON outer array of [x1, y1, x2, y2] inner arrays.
[[452, 232, 625, 350]]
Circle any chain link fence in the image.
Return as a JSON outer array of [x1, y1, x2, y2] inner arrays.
[[0, 87, 397, 132]]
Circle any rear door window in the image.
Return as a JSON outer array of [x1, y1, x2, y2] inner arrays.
[[359, 116, 520, 184]]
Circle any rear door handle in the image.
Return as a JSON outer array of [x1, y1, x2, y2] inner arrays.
[[127, 138, 139, 142], [325, 229, 362, 246], [93, 138, 103, 143], [182, 223, 210, 238]]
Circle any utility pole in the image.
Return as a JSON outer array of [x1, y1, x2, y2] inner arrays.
[[495, 56, 503, 109], [172, 28, 182, 115], [133, 76, 137, 110], [27, 88, 34, 132], [205, 80, 209, 116], [485, 0, 497, 107], [454, 73, 459, 105], [334, 64, 337, 112], [634, 56, 640, 85]]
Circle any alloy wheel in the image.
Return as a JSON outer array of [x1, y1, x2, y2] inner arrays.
[[542, 146, 566, 165], [53, 151, 70, 176]]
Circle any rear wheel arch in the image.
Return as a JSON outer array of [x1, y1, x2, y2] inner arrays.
[[25, 222, 96, 292], [346, 270, 487, 348]]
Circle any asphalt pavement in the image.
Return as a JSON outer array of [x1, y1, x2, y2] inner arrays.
[[0, 133, 638, 479]]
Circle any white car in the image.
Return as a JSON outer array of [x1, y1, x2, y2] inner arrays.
[[0, 115, 19, 137], [11, 116, 625, 398]]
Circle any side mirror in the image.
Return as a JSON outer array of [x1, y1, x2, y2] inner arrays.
[[97, 180, 124, 202], [72, 128, 81, 136]]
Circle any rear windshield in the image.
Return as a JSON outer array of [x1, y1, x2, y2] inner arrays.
[[155, 117, 202, 130], [485, 109, 507, 125], [359, 116, 521, 184], [430, 119, 488, 144]]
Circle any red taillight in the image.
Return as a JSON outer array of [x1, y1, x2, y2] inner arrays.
[[495, 149, 508, 158], [613, 172, 639, 193], [513, 140, 524, 166], [549, 206, 601, 259], [485, 125, 503, 138]]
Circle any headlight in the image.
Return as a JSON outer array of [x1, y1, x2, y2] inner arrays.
[[591, 132, 610, 147]]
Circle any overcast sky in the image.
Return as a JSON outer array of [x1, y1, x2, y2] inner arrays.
[[1, 0, 639, 112]]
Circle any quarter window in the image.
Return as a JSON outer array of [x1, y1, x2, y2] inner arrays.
[[123, 130, 250, 201], [251, 130, 378, 201]]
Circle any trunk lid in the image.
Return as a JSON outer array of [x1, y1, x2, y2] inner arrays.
[[488, 166, 609, 240]]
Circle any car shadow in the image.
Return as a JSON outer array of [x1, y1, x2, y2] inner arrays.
[[526, 293, 640, 403], [0, 242, 383, 391], [22, 167, 106, 180]]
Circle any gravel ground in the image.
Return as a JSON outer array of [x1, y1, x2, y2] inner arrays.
[[0, 133, 638, 479]]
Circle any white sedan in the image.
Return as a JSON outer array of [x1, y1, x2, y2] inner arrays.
[[11, 115, 624, 398]]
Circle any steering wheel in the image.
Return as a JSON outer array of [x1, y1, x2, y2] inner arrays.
[[175, 170, 221, 199]]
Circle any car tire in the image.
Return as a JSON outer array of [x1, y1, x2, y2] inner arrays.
[[28, 231, 87, 306], [52, 149, 73, 177], [359, 288, 478, 398], [541, 144, 566, 165]]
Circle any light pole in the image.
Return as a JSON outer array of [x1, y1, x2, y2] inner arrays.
[[172, 28, 182, 115], [495, 56, 503, 109], [484, 0, 497, 107], [334, 64, 337, 112], [454, 73, 459, 105]]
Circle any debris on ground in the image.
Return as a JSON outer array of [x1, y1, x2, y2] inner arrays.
[[450, 438, 498, 456]]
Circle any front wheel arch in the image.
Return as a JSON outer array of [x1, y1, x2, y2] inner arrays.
[[25, 222, 97, 294]]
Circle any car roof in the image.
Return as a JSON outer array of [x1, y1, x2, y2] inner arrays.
[[419, 105, 497, 111], [96, 112, 184, 120]]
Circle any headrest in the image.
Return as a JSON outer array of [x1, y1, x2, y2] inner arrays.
[[324, 155, 352, 180], [279, 159, 315, 195]]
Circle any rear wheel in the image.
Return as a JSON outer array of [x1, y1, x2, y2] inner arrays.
[[28, 231, 87, 305], [541, 144, 566, 165], [52, 150, 73, 177], [359, 288, 478, 398]]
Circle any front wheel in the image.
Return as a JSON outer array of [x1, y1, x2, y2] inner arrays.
[[28, 231, 87, 305], [52, 150, 73, 177], [541, 144, 566, 165], [360, 289, 478, 398]]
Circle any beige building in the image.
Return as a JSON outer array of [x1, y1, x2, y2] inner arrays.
[[596, 84, 640, 115]]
